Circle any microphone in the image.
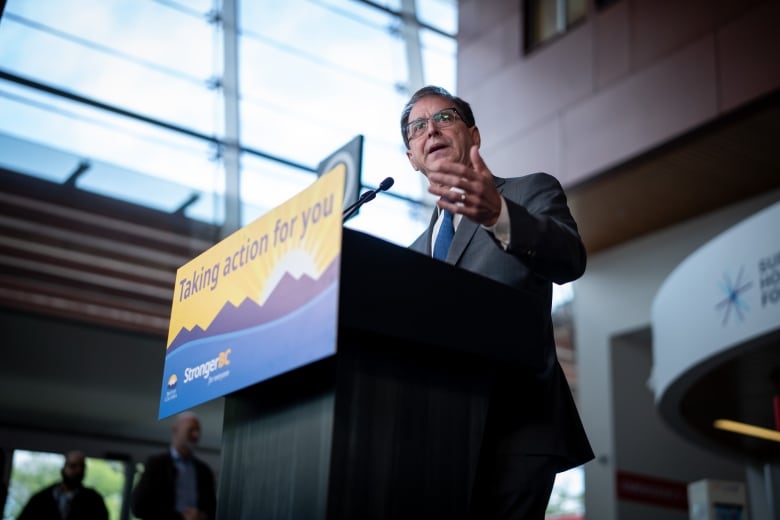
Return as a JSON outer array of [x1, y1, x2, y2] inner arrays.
[[342, 177, 394, 221]]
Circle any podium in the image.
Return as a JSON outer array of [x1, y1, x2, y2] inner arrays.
[[215, 229, 544, 519]]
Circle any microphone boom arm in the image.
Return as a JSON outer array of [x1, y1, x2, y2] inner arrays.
[[342, 177, 394, 222]]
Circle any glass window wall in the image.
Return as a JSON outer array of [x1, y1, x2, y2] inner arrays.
[[0, 0, 458, 246]]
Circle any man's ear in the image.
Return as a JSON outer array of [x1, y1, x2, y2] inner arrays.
[[406, 148, 420, 171], [471, 125, 481, 148]]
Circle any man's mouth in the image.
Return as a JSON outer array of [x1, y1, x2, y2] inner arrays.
[[427, 143, 448, 155]]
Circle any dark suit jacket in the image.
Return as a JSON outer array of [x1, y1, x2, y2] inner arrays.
[[17, 483, 108, 520], [131, 452, 217, 520], [410, 172, 593, 471]]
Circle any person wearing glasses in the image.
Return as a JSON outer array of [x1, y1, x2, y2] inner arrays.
[[402, 85, 593, 519]]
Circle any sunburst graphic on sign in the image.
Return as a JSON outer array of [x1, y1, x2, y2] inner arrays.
[[715, 267, 752, 325], [259, 248, 319, 304], [166, 166, 344, 347]]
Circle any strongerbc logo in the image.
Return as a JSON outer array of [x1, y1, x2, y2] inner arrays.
[[715, 267, 752, 325], [183, 349, 232, 384]]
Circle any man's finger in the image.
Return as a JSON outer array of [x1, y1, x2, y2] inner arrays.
[[469, 145, 492, 180]]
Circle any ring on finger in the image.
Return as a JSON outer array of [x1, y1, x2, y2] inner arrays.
[[460, 193, 466, 202]]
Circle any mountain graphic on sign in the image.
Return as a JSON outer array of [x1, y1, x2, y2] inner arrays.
[[167, 255, 340, 352]]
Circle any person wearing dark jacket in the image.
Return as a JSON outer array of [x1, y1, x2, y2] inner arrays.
[[17, 450, 108, 520], [131, 412, 217, 520], [403, 85, 593, 519]]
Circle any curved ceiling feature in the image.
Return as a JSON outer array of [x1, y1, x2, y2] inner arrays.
[[650, 201, 780, 463]]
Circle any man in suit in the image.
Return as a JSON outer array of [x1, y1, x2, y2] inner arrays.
[[403, 85, 593, 519], [131, 411, 217, 520], [17, 450, 108, 520]]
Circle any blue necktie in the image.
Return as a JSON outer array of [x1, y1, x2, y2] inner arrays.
[[433, 210, 454, 260]]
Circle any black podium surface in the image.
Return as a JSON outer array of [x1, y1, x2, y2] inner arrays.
[[216, 229, 544, 519]]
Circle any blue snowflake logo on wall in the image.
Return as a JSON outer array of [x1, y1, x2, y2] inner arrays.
[[715, 267, 752, 325]]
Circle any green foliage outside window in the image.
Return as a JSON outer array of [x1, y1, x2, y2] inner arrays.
[[545, 466, 585, 517]]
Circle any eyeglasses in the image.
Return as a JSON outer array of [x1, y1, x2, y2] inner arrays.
[[406, 107, 462, 141]]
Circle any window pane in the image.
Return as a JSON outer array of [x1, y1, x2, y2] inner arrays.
[[2, 450, 129, 520], [546, 465, 585, 517], [420, 28, 457, 92], [82, 457, 129, 520], [162, 0, 215, 12], [528, 0, 560, 48], [345, 191, 429, 247], [568, 0, 587, 26], [3, 450, 63, 520], [1, 0, 219, 134], [363, 0, 402, 10], [238, 0, 420, 200], [415, 0, 458, 35], [240, 153, 318, 224], [1, 0, 457, 246], [526, 0, 587, 50], [240, 1, 404, 84], [0, 79, 224, 225], [362, 138, 425, 200]]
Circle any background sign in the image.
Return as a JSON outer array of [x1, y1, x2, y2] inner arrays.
[[318, 134, 362, 212]]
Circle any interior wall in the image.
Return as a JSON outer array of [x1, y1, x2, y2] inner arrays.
[[455, 2, 780, 518], [573, 188, 780, 519], [0, 306, 225, 505], [611, 329, 744, 519], [457, 0, 780, 188]]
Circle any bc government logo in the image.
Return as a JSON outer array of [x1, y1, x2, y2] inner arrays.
[[164, 374, 179, 402]]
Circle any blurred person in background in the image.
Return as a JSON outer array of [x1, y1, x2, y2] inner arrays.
[[131, 411, 216, 520], [17, 450, 108, 520]]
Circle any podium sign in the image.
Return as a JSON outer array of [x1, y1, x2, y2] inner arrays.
[[159, 167, 345, 418]]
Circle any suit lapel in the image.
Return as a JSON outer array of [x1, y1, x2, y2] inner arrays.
[[446, 176, 506, 264], [447, 217, 478, 264], [421, 207, 438, 256]]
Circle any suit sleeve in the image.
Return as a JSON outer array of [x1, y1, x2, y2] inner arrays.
[[85, 488, 109, 520], [502, 173, 586, 285], [131, 456, 181, 520], [195, 459, 217, 520], [17, 490, 48, 520]]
